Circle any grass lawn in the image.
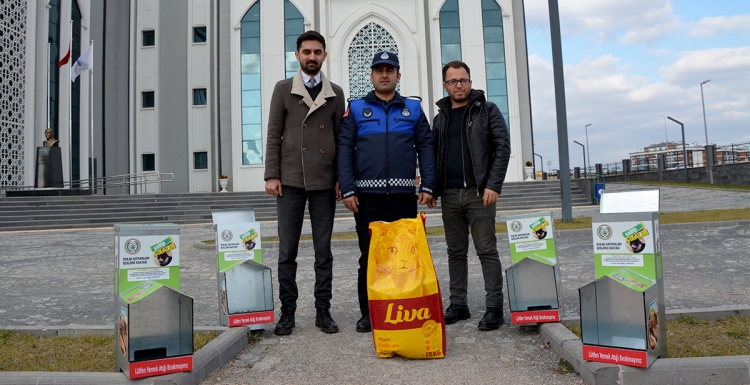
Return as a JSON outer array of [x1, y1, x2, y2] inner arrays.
[[626, 180, 750, 191], [563, 315, 750, 358], [3, 316, 747, 372], [230, 207, 749, 243], [0, 330, 219, 372]]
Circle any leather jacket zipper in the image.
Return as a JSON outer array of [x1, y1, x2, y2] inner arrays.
[[462, 103, 482, 197], [439, 112, 448, 189], [461, 108, 467, 189], [461, 103, 479, 198]]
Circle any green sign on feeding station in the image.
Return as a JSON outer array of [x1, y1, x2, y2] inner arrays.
[[579, 190, 667, 368]]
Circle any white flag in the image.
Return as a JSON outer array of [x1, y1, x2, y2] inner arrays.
[[70, 44, 93, 82]]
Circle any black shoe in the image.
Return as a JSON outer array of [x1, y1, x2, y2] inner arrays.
[[274, 309, 295, 335], [356, 316, 372, 333], [478, 307, 504, 330], [444, 304, 471, 325], [315, 308, 339, 333]]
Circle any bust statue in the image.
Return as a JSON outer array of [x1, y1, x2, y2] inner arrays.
[[43, 128, 59, 147]]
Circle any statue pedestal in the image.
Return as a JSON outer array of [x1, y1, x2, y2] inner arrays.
[[5, 147, 91, 196], [35, 146, 63, 188]]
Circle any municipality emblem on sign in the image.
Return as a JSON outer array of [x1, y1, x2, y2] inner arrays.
[[381, 52, 389, 59], [221, 230, 233, 242], [510, 221, 522, 232], [401, 108, 411, 117], [363, 108, 372, 117], [597, 224, 613, 240], [125, 239, 141, 254]]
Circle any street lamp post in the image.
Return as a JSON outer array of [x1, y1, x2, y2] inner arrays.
[[573, 140, 585, 179], [660, 115, 670, 169], [534, 152, 543, 175], [667, 116, 689, 183], [547, 0, 573, 222], [700, 79, 713, 184], [584, 123, 592, 177]]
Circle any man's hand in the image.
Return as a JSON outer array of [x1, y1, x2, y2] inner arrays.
[[418, 192, 433, 206], [427, 196, 438, 209], [335, 182, 342, 201], [265, 178, 283, 197], [343, 196, 359, 213], [483, 188, 499, 207]]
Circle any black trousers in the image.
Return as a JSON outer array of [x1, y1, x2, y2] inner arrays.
[[276, 186, 336, 312], [354, 193, 418, 317]]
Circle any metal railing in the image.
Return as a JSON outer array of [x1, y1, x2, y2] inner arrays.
[[594, 163, 623, 176], [535, 140, 747, 180], [88, 171, 175, 195], [630, 155, 659, 173], [547, 163, 624, 179], [626, 141, 750, 174], [1, 171, 174, 197], [715, 141, 749, 165]]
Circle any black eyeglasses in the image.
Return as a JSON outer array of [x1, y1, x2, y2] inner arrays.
[[444, 79, 471, 87]]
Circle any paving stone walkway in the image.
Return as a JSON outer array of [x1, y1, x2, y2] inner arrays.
[[0, 183, 748, 384]]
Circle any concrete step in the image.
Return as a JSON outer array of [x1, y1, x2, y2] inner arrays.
[[0, 181, 592, 231], [0, 195, 277, 207], [0, 198, 582, 214], [0, 202, 279, 215], [0, 197, 590, 226], [0, 190, 576, 208]]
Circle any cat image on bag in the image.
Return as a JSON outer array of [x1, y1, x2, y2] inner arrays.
[[369, 226, 429, 299]]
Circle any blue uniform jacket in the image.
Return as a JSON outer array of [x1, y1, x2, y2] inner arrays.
[[337, 91, 436, 198]]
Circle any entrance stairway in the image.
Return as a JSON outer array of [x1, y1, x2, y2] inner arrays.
[[0, 180, 590, 231]]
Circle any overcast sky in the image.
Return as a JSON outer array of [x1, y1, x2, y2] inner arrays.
[[523, 0, 749, 171]]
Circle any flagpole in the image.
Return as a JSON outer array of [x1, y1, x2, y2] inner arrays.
[[47, 43, 51, 131], [68, 20, 73, 188], [89, 40, 95, 193]]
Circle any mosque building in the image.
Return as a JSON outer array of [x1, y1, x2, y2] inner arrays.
[[1, 0, 534, 193]]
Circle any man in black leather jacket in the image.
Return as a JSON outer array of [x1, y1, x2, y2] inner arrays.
[[428, 60, 511, 330]]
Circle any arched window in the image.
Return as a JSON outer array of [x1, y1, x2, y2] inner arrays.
[[240, 2, 263, 165], [482, 0, 510, 127], [439, 0, 461, 66], [283, 0, 304, 79], [347, 22, 399, 99]]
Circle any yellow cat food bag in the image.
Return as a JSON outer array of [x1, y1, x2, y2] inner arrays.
[[367, 214, 446, 359]]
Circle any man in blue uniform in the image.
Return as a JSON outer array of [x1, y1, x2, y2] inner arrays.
[[337, 51, 436, 333]]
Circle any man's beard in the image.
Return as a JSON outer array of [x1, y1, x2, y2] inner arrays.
[[301, 61, 321, 75], [451, 91, 469, 104]]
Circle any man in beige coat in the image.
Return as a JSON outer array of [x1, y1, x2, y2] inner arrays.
[[264, 31, 345, 336]]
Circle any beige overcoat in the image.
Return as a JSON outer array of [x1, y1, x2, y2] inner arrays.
[[264, 70, 346, 190]]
